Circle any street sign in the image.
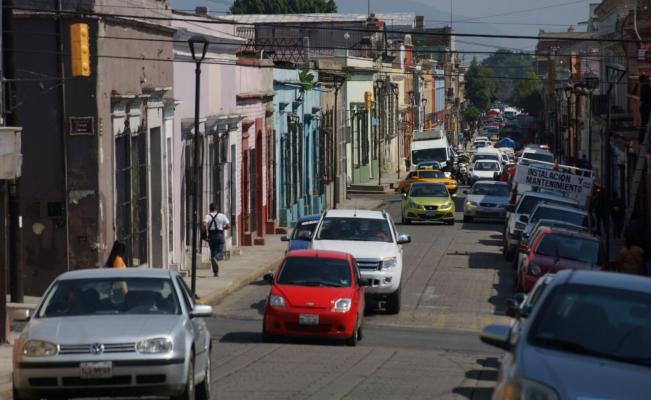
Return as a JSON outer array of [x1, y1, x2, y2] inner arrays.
[[0, 127, 22, 179], [514, 162, 594, 205], [69, 116, 95, 135]]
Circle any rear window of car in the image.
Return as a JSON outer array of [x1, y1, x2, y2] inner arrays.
[[516, 196, 576, 215], [316, 217, 393, 243], [472, 183, 510, 197], [532, 207, 587, 227], [419, 170, 445, 179], [534, 234, 600, 264], [277, 257, 352, 288], [291, 219, 319, 240], [38, 278, 181, 318], [522, 152, 554, 163]]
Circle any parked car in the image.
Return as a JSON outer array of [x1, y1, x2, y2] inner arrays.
[[262, 249, 366, 346], [469, 160, 502, 183], [309, 209, 411, 314], [280, 214, 321, 253], [12, 268, 213, 400], [401, 182, 455, 225], [463, 181, 510, 222], [482, 270, 651, 400], [517, 227, 604, 292], [395, 169, 458, 195], [503, 192, 580, 260], [506, 273, 556, 320]]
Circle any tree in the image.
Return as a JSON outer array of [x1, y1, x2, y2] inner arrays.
[[464, 58, 497, 112], [481, 50, 535, 102], [512, 69, 543, 116], [230, 0, 338, 14], [462, 105, 480, 124]]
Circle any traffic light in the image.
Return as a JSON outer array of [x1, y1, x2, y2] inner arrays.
[[364, 91, 372, 110], [70, 23, 90, 77]]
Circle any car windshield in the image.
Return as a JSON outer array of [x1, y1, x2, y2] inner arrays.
[[316, 217, 393, 242], [472, 184, 510, 197], [412, 148, 447, 164], [291, 219, 319, 240], [410, 184, 448, 197], [523, 152, 554, 163], [535, 234, 600, 264], [473, 154, 499, 162], [418, 162, 440, 169], [276, 257, 352, 288], [38, 278, 181, 317], [516, 196, 575, 215], [474, 162, 500, 171], [529, 284, 651, 367], [532, 207, 587, 227], [418, 170, 445, 179]]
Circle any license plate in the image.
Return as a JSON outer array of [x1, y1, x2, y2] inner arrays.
[[426, 211, 437, 217], [80, 361, 112, 379], [298, 314, 319, 325]]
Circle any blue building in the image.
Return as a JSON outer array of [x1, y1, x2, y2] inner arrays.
[[272, 68, 326, 227]]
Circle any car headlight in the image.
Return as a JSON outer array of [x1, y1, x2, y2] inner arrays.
[[529, 263, 542, 276], [136, 337, 173, 354], [381, 256, 398, 269], [332, 298, 352, 313], [465, 200, 478, 207], [23, 340, 58, 357], [408, 201, 423, 209], [515, 222, 526, 230], [269, 295, 286, 308], [439, 202, 452, 210], [497, 378, 560, 400]]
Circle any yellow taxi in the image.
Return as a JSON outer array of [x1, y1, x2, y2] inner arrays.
[[396, 169, 458, 195]]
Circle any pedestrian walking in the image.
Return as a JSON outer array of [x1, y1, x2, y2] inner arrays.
[[202, 203, 230, 277], [590, 185, 603, 233], [104, 240, 127, 268], [615, 238, 644, 275], [611, 192, 625, 239]]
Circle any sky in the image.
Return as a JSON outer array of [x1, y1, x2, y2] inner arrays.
[[169, 0, 592, 57]]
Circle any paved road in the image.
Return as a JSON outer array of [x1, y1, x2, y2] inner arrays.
[[208, 191, 515, 400]]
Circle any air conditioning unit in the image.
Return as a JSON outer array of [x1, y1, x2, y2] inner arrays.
[[0, 126, 22, 179]]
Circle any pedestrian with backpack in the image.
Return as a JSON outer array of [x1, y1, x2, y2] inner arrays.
[[202, 203, 230, 277]]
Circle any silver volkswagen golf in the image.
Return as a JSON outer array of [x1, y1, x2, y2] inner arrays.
[[12, 268, 213, 400]]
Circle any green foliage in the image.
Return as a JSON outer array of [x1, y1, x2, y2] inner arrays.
[[512, 69, 543, 116], [298, 69, 315, 91], [462, 105, 481, 123], [481, 50, 535, 102], [464, 58, 498, 112], [230, 0, 338, 14]]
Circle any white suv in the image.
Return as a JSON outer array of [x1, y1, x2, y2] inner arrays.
[[309, 209, 411, 314]]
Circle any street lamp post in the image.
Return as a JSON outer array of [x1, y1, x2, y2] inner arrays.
[[564, 84, 573, 163], [188, 35, 208, 296], [583, 75, 599, 165]]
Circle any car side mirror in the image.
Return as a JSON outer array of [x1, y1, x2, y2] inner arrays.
[[493, 172, 500, 180], [505, 298, 522, 318], [520, 215, 529, 223], [397, 234, 411, 244], [480, 324, 513, 351], [359, 278, 372, 287], [12, 309, 31, 322], [297, 230, 312, 241], [514, 292, 526, 303], [280, 235, 290, 242], [505, 204, 515, 213], [263, 272, 274, 284], [190, 304, 213, 318]]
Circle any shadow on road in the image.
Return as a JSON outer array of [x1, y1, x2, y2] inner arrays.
[[219, 331, 262, 343], [461, 222, 503, 232], [452, 357, 500, 399], [250, 299, 265, 315], [452, 387, 493, 400]]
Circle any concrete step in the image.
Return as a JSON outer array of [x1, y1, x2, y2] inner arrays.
[[347, 183, 385, 192]]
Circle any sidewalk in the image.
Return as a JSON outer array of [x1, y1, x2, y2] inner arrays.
[[0, 196, 385, 399], [347, 169, 404, 194]]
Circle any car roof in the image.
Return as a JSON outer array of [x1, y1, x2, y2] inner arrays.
[[556, 270, 651, 294], [285, 249, 350, 260], [323, 209, 385, 220], [473, 180, 508, 186], [520, 191, 578, 203], [532, 203, 586, 214], [540, 226, 598, 240], [298, 214, 321, 222], [55, 267, 175, 281]]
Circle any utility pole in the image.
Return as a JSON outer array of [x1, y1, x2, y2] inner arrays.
[[547, 49, 557, 153], [0, 0, 6, 344]]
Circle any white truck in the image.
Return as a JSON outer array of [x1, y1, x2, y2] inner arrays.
[[410, 128, 452, 170]]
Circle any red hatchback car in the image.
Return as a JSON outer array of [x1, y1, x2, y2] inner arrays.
[[262, 250, 366, 346], [518, 227, 605, 293]]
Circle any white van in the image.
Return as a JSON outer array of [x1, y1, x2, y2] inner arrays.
[[471, 147, 504, 166], [410, 130, 452, 170]]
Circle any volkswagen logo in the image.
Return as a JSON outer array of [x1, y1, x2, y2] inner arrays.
[[306, 301, 314, 306], [90, 343, 105, 355]]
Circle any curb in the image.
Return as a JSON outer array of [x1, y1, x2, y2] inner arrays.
[[200, 254, 285, 306]]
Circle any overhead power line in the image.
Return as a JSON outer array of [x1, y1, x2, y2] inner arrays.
[[4, 5, 645, 44]]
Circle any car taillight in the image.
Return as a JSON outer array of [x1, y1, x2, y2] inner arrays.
[[519, 243, 529, 252]]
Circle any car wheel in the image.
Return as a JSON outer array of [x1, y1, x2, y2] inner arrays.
[[403, 217, 411, 225], [502, 233, 514, 261], [357, 321, 364, 341], [346, 317, 360, 346], [262, 318, 275, 343], [173, 352, 195, 400], [386, 288, 401, 315], [463, 215, 473, 223], [13, 386, 35, 400], [196, 349, 211, 400], [446, 218, 455, 226]]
